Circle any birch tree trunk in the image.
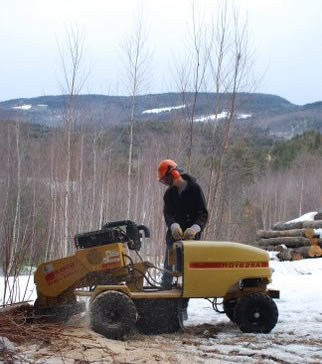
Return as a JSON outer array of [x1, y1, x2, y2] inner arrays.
[[122, 13, 150, 220], [205, 8, 249, 239], [206, 6, 227, 209], [12, 120, 21, 265], [57, 25, 89, 255], [90, 137, 98, 230], [77, 133, 85, 232]]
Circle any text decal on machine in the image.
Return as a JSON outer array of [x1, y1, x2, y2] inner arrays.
[[44, 261, 77, 284], [102, 250, 121, 269], [189, 262, 269, 269]]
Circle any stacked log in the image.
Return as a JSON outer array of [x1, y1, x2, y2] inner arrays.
[[256, 217, 322, 261]]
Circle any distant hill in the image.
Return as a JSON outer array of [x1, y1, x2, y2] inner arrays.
[[0, 92, 321, 138]]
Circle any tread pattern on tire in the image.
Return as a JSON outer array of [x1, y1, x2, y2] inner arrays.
[[234, 292, 278, 334], [134, 298, 186, 335], [223, 298, 237, 322], [33, 299, 85, 323], [90, 290, 137, 340]]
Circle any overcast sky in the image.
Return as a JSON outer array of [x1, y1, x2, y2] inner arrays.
[[0, 0, 321, 105]]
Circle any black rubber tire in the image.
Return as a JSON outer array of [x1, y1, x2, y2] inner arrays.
[[33, 299, 85, 323], [223, 298, 237, 322], [234, 293, 278, 333], [90, 290, 137, 340], [135, 298, 185, 335]]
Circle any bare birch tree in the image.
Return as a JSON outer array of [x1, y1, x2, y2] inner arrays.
[[186, 1, 213, 172], [172, 1, 213, 172], [11, 120, 22, 262], [206, 2, 229, 207], [122, 11, 151, 220], [205, 5, 250, 239], [57, 25, 89, 255]]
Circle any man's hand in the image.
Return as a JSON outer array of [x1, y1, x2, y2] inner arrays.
[[171, 223, 183, 241], [183, 224, 201, 240]]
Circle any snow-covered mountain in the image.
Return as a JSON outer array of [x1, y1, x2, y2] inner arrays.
[[0, 92, 321, 138]]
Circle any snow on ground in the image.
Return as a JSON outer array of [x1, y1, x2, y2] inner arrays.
[[142, 104, 186, 114], [195, 112, 228, 122], [195, 112, 252, 122], [237, 113, 252, 120], [185, 257, 322, 363], [0, 273, 37, 305], [2, 258, 322, 363], [141, 105, 252, 122], [12, 104, 32, 110], [286, 211, 317, 223]]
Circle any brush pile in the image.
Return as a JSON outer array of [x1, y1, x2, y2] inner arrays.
[[0, 303, 68, 343], [0, 302, 73, 363], [256, 212, 322, 261]]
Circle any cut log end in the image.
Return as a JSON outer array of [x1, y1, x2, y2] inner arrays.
[[276, 245, 322, 261], [304, 227, 315, 239], [308, 245, 322, 257]]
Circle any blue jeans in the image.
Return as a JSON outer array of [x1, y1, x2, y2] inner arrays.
[[161, 231, 175, 288], [161, 231, 193, 320], [161, 230, 201, 288]]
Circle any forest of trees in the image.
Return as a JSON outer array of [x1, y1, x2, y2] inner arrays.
[[1, 115, 322, 280], [1, 3, 322, 307]]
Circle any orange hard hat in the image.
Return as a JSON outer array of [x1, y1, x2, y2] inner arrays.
[[157, 159, 180, 181]]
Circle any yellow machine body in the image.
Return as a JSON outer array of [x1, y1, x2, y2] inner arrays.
[[33, 220, 279, 336], [34, 235, 277, 314], [172, 240, 272, 298], [34, 243, 126, 298], [74, 240, 275, 302]]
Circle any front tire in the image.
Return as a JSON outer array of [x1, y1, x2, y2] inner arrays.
[[90, 290, 137, 340], [234, 293, 278, 333]]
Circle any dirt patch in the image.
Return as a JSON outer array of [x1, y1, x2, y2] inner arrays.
[[3, 313, 322, 364], [13, 314, 226, 364]]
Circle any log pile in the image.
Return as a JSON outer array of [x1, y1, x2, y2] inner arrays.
[[256, 213, 322, 261]]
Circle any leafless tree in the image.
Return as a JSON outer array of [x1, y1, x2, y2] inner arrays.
[[173, 1, 213, 172], [57, 25, 89, 255], [186, 1, 213, 172], [121, 9, 151, 220], [205, 5, 250, 239]]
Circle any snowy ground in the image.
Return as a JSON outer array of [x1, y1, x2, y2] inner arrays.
[[1, 258, 322, 363], [186, 257, 322, 363]]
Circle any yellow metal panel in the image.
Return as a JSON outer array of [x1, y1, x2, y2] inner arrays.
[[182, 241, 272, 298], [34, 243, 125, 297], [75, 243, 125, 271], [88, 285, 183, 301], [34, 255, 87, 297]]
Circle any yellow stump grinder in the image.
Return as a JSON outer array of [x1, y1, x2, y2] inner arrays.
[[34, 220, 279, 339]]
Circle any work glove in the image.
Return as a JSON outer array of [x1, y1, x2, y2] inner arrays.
[[183, 224, 201, 240], [171, 223, 183, 241]]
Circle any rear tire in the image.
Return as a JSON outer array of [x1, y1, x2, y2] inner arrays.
[[135, 298, 185, 334], [33, 299, 85, 323], [223, 298, 237, 322], [90, 290, 137, 340], [234, 293, 278, 333]]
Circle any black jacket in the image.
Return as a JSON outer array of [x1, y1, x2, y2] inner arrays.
[[163, 174, 208, 237]]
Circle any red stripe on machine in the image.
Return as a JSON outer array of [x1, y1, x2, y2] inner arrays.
[[189, 262, 269, 269]]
